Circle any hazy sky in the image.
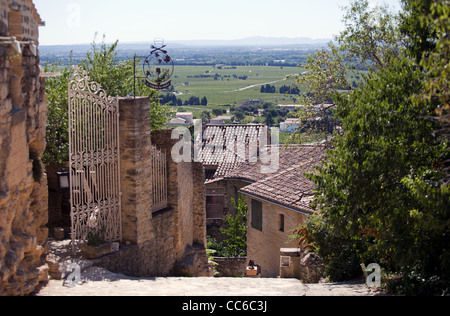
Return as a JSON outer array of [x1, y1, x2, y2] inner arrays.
[[33, 0, 402, 46]]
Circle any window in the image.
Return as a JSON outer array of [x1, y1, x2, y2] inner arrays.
[[281, 256, 291, 268], [279, 214, 285, 232], [206, 195, 225, 219], [251, 200, 262, 231]]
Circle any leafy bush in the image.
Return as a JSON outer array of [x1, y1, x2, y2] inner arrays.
[[206, 235, 229, 258], [219, 195, 248, 257], [207, 195, 248, 258], [291, 215, 367, 282]]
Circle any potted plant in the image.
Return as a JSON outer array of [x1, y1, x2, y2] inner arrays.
[[80, 228, 113, 259]]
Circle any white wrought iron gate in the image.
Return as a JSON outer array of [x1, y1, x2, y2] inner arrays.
[[68, 67, 122, 251]]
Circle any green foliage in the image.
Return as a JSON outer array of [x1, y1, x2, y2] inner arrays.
[[311, 54, 440, 267], [206, 235, 229, 258], [409, 0, 450, 186], [43, 36, 171, 165], [299, 0, 449, 294], [80, 37, 133, 97], [337, 0, 401, 69], [199, 110, 211, 124], [205, 238, 220, 276], [293, 45, 350, 105], [400, 0, 437, 64], [86, 228, 106, 247], [42, 65, 72, 165], [219, 195, 248, 257]]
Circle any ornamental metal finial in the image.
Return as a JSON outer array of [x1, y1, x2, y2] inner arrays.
[[134, 38, 174, 93]]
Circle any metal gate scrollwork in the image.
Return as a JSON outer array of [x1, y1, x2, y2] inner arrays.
[[68, 66, 122, 252]]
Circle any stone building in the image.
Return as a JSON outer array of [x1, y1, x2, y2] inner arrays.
[[197, 124, 268, 239], [0, 0, 48, 296], [102, 104, 210, 277], [227, 145, 326, 277]]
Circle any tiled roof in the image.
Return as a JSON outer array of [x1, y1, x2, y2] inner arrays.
[[225, 144, 325, 182], [198, 124, 326, 213], [240, 165, 318, 214], [198, 124, 268, 181], [235, 144, 326, 214]]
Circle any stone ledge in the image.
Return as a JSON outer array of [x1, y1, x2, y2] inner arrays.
[[280, 248, 303, 257]]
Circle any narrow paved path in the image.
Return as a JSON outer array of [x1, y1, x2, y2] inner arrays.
[[35, 266, 380, 296], [36, 239, 382, 297]]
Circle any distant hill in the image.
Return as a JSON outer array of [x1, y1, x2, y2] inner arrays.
[[40, 36, 331, 53], [39, 36, 331, 67], [166, 36, 332, 47]]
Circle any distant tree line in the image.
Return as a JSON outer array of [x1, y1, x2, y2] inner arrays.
[[160, 93, 208, 106], [260, 84, 300, 94]]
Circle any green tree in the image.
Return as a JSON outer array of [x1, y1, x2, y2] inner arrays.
[[233, 111, 245, 122], [336, 0, 401, 70], [407, 0, 450, 186], [310, 55, 444, 280], [79, 36, 133, 97], [42, 65, 72, 165], [400, 0, 437, 64], [80, 36, 171, 132], [264, 112, 274, 127], [295, 0, 449, 294], [43, 36, 171, 164], [212, 108, 223, 117], [199, 110, 211, 124], [220, 194, 248, 257]]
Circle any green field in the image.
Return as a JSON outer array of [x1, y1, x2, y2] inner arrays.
[[168, 65, 305, 106]]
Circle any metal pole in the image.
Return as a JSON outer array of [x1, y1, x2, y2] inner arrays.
[[133, 54, 136, 100]]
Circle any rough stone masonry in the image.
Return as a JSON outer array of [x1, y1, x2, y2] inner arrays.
[[0, 0, 49, 296]]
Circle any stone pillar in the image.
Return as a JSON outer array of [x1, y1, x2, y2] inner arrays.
[[118, 97, 153, 246], [280, 248, 302, 279], [192, 162, 206, 248]]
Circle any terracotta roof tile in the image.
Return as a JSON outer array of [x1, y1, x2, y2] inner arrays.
[[198, 124, 268, 178], [236, 144, 326, 214], [199, 124, 326, 213]]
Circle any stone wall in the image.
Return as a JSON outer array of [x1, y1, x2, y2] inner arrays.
[[5, 0, 42, 44], [96, 99, 209, 278], [192, 162, 206, 247], [152, 129, 209, 277], [213, 257, 247, 277], [0, 0, 48, 296], [94, 208, 175, 277]]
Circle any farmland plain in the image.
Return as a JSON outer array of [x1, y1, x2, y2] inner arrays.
[[166, 65, 305, 106]]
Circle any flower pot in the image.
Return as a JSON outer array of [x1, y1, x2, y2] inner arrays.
[[81, 243, 113, 259]]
